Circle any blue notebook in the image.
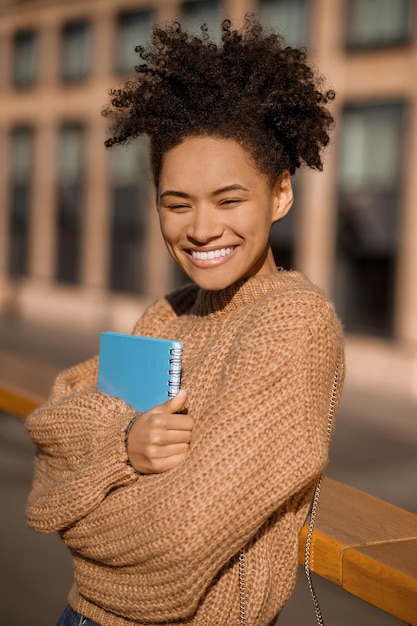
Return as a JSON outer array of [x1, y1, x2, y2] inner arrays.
[[97, 332, 182, 413]]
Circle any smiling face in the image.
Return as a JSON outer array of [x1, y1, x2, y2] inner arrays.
[[157, 136, 293, 291]]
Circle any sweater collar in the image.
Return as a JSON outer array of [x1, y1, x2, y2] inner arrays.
[[192, 270, 305, 316]]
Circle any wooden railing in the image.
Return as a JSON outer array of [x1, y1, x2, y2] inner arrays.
[[1, 350, 416, 625], [0, 349, 57, 417]]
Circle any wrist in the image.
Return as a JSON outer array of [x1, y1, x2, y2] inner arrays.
[[125, 413, 143, 475]]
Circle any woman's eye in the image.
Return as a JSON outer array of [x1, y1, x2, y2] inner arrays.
[[219, 198, 241, 206], [166, 203, 189, 210]]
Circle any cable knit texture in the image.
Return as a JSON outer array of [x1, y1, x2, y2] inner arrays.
[[26, 271, 344, 626]]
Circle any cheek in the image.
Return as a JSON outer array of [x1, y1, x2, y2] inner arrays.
[[158, 212, 172, 237], [230, 207, 272, 239], [159, 214, 183, 249]]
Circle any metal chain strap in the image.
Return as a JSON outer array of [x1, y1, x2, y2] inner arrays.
[[239, 547, 246, 626], [304, 364, 340, 626]]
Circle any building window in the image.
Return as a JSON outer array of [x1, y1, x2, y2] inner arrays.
[[61, 21, 91, 82], [8, 127, 33, 276], [13, 30, 38, 88], [335, 102, 406, 337], [56, 124, 84, 283], [109, 142, 149, 293], [116, 10, 152, 75], [346, 0, 413, 49], [181, 0, 220, 37], [258, 0, 309, 47]]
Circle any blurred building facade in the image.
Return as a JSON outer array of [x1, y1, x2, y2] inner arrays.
[[0, 0, 417, 399]]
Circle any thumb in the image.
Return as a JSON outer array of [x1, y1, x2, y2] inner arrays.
[[165, 388, 187, 414]]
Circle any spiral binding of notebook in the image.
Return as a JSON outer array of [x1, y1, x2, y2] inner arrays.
[[168, 342, 182, 398]]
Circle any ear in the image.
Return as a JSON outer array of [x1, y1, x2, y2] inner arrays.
[[271, 171, 293, 223]]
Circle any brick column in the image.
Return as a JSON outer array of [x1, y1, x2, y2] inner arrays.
[[0, 30, 12, 90], [39, 18, 60, 86], [92, 8, 115, 79], [395, 90, 417, 343], [223, 0, 254, 22], [294, 0, 345, 296]]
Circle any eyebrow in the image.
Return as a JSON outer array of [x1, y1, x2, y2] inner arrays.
[[159, 184, 250, 200]]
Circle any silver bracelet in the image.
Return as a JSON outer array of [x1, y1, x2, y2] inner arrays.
[[124, 413, 143, 474]]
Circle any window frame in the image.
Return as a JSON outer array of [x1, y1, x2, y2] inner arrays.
[[56, 122, 85, 284], [12, 29, 38, 88], [60, 20, 91, 84], [108, 141, 149, 293], [8, 126, 34, 277], [344, 0, 415, 52], [257, 0, 310, 48], [334, 100, 407, 337], [181, 0, 221, 38], [115, 9, 153, 76]]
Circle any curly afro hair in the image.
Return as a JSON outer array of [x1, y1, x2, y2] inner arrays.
[[102, 14, 335, 186]]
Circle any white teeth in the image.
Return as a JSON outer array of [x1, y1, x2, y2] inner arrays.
[[190, 247, 234, 261]]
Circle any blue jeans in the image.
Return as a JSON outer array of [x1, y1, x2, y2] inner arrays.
[[56, 605, 101, 626]]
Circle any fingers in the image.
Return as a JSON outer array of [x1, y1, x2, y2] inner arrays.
[[133, 442, 190, 475], [150, 388, 187, 415], [146, 442, 190, 459], [127, 389, 193, 474], [164, 413, 194, 432], [150, 452, 190, 474], [146, 388, 193, 432], [148, 424, 193, 446]]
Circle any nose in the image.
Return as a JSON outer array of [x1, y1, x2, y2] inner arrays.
[[187, 205, 223, 244]]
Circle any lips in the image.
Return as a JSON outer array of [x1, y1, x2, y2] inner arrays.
[[189, 247, 235, 261]]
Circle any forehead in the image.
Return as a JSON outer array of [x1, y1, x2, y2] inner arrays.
[[159, 136, 264, 191]]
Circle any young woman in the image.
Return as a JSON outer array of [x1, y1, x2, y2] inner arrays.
[[26, 16, 344, 626]]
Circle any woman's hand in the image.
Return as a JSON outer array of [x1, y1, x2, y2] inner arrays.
[[127, 389, 193, 474]]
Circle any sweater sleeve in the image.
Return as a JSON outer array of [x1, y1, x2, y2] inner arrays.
[[25, 297, 178, 531], [58, 292, 344, 620], [26, 358, 139, 532]]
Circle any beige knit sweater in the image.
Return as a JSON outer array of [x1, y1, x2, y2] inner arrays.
[[26, 271, 344, 626]]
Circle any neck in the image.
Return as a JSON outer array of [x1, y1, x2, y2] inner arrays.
[[192, 270, 294, 317]]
